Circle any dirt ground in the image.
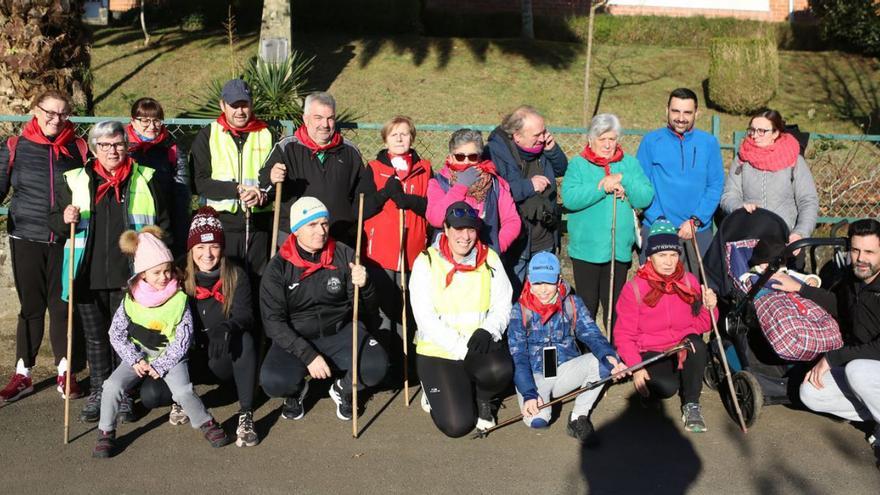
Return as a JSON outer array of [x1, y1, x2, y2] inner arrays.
[[1, 327, 879, 495]]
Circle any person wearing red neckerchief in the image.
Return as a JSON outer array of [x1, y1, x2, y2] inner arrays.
[[613, 218, 718, 433], [508, 252, 627, 443], [48, 120, 171, 424], [720, 109, 818, 252], [259, 197, 388, 424], [0, 90, 88, 405], [261, 92, 379, 249], [409, 202, 514, 437], [189, 79, 274, 277], [127, 97, 191, 256]]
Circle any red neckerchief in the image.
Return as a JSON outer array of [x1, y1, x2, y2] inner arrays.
[[93, 157, 133, 204], [438, 233, 489, 287], [216, 113, 269, 138], [580, 143, 624, 176], [519, 281, 566, 324], [738, 132, 800, 172], [294, 125, 343, 156], [21, 117, 77, 159], [279, 234, 338, 281], [444, 158, 497, 175], [636, 260, 698, 307], [194, 279, 225, 304], [126, 124, 170, 154]]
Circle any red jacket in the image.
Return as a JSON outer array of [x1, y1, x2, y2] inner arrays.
[[364, 150, 432, 271]]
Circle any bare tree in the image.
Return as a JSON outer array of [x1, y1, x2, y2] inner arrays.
[[140, 0, 150, 47], [583, 0, 609, 127]]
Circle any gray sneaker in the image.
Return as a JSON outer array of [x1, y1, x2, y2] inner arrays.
[[80, 390, 101, 423], [681, 402, 707, 433], [117, 392, 136, 423], [236, 410, 259, 447]]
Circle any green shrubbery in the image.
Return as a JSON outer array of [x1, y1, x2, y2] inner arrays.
[[708, 38, 779, 114], [810, 0, 880, 56]]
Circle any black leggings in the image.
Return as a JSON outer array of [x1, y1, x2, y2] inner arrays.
[[641, 334, 707, 405], [417, 348, 513, 438], [10, 238, 68, 367], [140, 330, 258, 411], [260, 322, 388, 398], [571, 258, 629, 330]]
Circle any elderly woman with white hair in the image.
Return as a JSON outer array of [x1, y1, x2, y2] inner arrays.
[[561, 113, 653, 329], [49, 120, 171, 423]]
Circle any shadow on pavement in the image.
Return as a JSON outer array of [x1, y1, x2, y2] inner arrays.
[[580, 394, 702, 494]]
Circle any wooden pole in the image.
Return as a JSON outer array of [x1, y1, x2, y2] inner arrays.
[[270, 183, 282, 257], [64, 222, 75, 444], [399, 209, 410, 406], [352, 194, 365, 438]]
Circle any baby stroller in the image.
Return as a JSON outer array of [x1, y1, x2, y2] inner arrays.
[[701, 208, 848, 427]]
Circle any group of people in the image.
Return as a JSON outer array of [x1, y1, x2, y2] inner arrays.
[[1, 81, 877, 468]]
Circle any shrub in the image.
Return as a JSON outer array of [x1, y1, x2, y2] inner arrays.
[[180, 13, 205, 32], [708, 38, 779, 115], [810, 0, 880, 56]]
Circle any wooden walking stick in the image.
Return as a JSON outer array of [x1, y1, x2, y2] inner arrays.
[[270, 183, 283, 257], [352, 193, 365, 438], [398, 209, 410, 406], [606, 195, 618, 338], [687, 221, 748, 434], [64, 222, 75, 444]]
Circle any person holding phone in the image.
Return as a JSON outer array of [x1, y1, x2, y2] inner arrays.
[[507, 252, 627, 444]]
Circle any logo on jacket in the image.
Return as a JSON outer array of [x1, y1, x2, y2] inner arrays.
[[288, 282, 300, 290], [326, 276, 343, 294]]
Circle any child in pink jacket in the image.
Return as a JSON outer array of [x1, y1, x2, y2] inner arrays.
[[426, 129, 520, 254], [613, 218, 718, 433]]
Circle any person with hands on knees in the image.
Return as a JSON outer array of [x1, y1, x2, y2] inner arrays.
[[409, 202, 514, 437], [92, 227, 229, 458], [426, 129, 521, 254], [139, 207, 260, 447], [508, 252, 628, 444], [259, 197, 388, 423], [613, 218, 718, 433]]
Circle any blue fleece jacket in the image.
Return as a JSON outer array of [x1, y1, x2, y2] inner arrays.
[[636, 127, 724, 231]]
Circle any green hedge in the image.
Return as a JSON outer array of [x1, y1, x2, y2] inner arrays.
[[708, 38, 779, 115]]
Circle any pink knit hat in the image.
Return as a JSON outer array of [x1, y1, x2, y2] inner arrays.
[[119, 226, 173, 275]]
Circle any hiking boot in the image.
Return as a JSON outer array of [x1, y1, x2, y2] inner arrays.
[[329, 379, 353, 421], [281, 380, 309, 420], [80, 390, 101, 423], [168, 403, 189, 426], [475, 400, 496, 431], [92, 430, 116, 458], [199, 419, 230, 448], [0, 373, 33, 403], [567, 415, 599, 446], [56, 373, 83, 400], [420, 387, 431, 413], [235, 411, 259, 447], [117, 392, 136, 424], [682, 402, 707, 433]]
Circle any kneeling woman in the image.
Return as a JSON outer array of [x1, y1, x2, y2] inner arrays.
[[410, 202, 514, 438], [613, 218, 717, 432], [508, 252, 627, 443], [141, 207, 259, 447], [260, 197, 388, 423]]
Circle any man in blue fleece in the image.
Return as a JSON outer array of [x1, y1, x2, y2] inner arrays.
[[636, 88, 724, 273]]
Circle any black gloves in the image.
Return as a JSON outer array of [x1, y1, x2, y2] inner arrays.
[[383, 176, 404, 200], [467, 328, 494, 354], [205, 323, 231, 360], [128, 322, 169, 351]]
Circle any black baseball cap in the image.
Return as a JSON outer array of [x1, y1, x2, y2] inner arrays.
[[221, 79, 252, 105], [444, 202, 481, 229]]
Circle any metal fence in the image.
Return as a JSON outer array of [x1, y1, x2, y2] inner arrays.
[[1, 114, 877, 223]]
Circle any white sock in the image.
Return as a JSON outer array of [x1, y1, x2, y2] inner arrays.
[[16, 359, 30, 377], [57, 358, 68, 376]]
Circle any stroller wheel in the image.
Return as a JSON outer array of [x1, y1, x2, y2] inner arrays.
[[720, 371, 763, 428], [704, 358, 722, 391]]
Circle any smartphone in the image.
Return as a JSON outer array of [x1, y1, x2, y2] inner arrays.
[[543, 346, 558, 379]]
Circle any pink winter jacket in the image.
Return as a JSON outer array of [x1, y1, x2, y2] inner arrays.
[[425, 167, 521, 253], [613, 272, 716, 367]]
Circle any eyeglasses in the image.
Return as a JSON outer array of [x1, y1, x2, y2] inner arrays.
[[95, 142, 127, 152], [448, 207, 478, 219], [37, 105, 70, 122], [747, 127, 774, 137], [452, 153, 480, 162], [134, 117, 163, 127]]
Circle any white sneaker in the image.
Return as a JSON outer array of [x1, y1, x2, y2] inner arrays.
[[420, 387, 431, 413], [475, 400, 496, 431]]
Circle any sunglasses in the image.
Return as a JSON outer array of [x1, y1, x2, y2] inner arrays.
[[449, 207, 478, 219], [452, 153, 481, 162]]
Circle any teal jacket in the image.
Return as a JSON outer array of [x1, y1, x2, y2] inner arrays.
[[562, 153, 654, 263]]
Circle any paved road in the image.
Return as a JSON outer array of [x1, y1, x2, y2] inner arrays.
[[1, 367, 878, 495]]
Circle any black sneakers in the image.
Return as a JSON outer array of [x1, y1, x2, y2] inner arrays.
[[329, 379, 353, 421], [567, 415, 599, 446], [281, 381, 309, 420], [681, 402, 708, 433], [80, 390, 101, 423], [476, 400, 496, 431], [117, 392, 136, 423]]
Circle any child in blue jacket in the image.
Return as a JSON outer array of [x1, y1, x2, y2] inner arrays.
[[508, 252, 627, 443]]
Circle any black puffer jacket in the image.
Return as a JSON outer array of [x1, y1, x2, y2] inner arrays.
[[0, 136, 87, 242], [260, 240, 378, 365]]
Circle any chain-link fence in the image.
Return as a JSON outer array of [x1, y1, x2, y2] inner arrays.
[[2, 115, 878, 222]]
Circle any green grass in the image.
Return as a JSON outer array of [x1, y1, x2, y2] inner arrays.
[[90, 27, 879, 140]]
